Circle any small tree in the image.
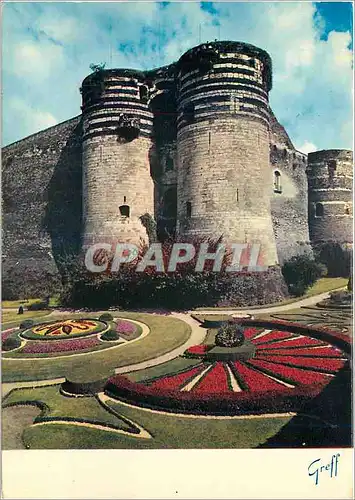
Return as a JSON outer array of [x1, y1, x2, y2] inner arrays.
[[215, 322, 245, 348], [282, 255, 326, 297], [90, 63, 106, 73]]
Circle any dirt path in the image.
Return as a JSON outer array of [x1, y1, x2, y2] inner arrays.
[[115, 312, 206, 374], [1, 289, 344, 389]]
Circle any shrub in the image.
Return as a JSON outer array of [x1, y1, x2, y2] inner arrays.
[[329, 290, 352, 305], [101, 329, 120, 341], [99, 313, 114, 322], [215, 322, 245, 347], [20, 319, 35, 329], [59, 239, 288, 310], [314, 242, 352, 278], [27, 300, 49, 311], [2, 336, 21, 351], [282, 255, 325, 296]]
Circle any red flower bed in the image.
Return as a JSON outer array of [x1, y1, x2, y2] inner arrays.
[[256, 336, 327, 349], [248, 359, 330, 386], [104, 373, 327, 416], [259, 346, 343, 357], [148, 365, 205, 391], [232, 361, 288, 391], [186, 344, 211, 355], [252, 330, 296, 344], [191, 363, 230, 393], [102, 319, 351, 416], [256, 355, 346, 373], [21, 336, 101, 354], [242, 327, 264, 340]]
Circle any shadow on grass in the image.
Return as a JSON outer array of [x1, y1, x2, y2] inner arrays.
[[258, 366, 352, 448]]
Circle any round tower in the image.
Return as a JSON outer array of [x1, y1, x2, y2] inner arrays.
[[81, 69, 155, 250], [175, 41, 278, 266], [307, 149, 353, 244]]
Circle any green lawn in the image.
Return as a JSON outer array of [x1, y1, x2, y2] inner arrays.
[[126, 356, 201, 382], [2, 384, 292, 449], [2, 309, 51, 327], [257, 304, 352, 335], [2, 296, 60, 309], [2, 313, 191, 383]]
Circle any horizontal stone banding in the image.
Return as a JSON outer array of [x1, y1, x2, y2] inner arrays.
[[83, 129, 152, 141], [180, 71, 265, 93]]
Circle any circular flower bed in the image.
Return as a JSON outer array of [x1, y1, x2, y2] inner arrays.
[[2, 317, 141, 357], [20, 319, 108, 340], [104, 320, 351, 416]]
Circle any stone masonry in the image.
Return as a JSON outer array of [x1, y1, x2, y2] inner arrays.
[[2, 40, 353, 296]]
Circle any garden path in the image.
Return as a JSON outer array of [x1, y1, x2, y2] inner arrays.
[[1, 289, 345, 394]]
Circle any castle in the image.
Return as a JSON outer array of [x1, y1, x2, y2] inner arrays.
[[2, 41, 353, 297]]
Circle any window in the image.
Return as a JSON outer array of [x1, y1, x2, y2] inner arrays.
[[161, 188, 177, 219], [315, 203, 324, 217], [119, 205, 130, 217], [274, 171, 282, 193], [183, 103, 195, 123], [328, 159, 337, 171], [186, 202, 192, 218], [166, 157, 174, 171], [139, 85, 149, 103]]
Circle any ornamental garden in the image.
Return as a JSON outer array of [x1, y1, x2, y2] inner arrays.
[[2, 291, 352, 450]]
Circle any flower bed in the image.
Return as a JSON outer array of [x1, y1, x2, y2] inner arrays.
[[260, 346, 342, 357], [252, 330, 295, 344], [104, 319, 351, 416], [20, 336, 101, 354], [115, 320, 137, 335], [191, 362, 230, 393], [255, 355, 346, 373], [248, 359, 331, 386], [257, 336, 326, 349], [21, 319, 108, 340], [148, 365, 205, 391]]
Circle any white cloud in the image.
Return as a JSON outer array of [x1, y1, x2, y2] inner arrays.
[[2, 2, 353, 151], [8, 41, 65, 82], [8, 98, 58, 137], [296, 141, 318, 154]]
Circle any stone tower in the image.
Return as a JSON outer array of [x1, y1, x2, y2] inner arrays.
[[81, 69, 155, 250], [307, 149, 353, 245], [175, 41, 279, 267]]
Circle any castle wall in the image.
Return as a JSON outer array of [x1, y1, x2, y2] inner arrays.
[[269, 144, 312, 265], [147, 65, 178, 240], [307, 149, 353, 244], [175, 42, 279, 267], [81, 70, 155, 249], [2, 117, 82, 298]]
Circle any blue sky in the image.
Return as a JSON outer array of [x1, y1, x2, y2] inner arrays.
[[2, 1, 353, 152]]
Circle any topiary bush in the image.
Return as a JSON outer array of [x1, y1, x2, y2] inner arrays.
[[314, 242, 352, 278], [215, 322, 245, 348], [27, 300, 49, 311], [101, 329, 120, 341], [282, 255, 326, 297], [2, 336, 21, 351], [99, 313, 114, 322], [19, 319, 35, 329]]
